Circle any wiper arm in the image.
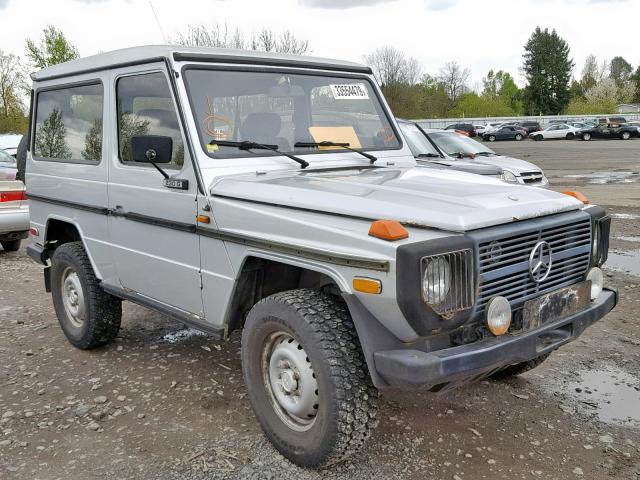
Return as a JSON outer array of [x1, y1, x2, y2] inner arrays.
[[416, 153, 441, 158], [211, 140, 309, 169], [294, 141, 377, 164]]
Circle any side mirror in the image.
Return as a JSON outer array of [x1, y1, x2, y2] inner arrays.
[[131, 135, 173, 164]]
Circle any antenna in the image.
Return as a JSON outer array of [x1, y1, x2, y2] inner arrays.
[[149, 1, 168, 43]]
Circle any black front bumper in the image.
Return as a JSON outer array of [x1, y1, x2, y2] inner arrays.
[[374, 288, 617, 390]]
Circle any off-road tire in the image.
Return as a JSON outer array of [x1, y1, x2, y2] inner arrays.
[[51, 242, 121, 349], [1, 240, 21, 252], [491, 353, 551, 380], [241, 289, 379, 468]]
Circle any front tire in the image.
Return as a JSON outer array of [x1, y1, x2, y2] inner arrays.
[[488, 135, 496, 142], [566, 132, 575, 140], [241, 289, 378, 467], [533, 134, 543, 141], [582, 132, 592, 141], [1, 240, 21, 252], [51, 242, 122, 349], [621, 131, 631, 140], [515, 133, 523, 141]]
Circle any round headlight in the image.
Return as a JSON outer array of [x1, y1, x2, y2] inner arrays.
[[486, 296, 512, 336], [422, 257, 451, 305], [502, 170, 518, 183], [586, 267, 603, 300]]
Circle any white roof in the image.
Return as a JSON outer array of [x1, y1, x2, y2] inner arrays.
[[31, 45, 370, 81]]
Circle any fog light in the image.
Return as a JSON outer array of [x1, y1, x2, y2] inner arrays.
[[586, 267, 603, 300], [486, 296, 512, 336]]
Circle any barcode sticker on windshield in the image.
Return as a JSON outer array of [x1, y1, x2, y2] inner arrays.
[[330, 84, 369, 100]]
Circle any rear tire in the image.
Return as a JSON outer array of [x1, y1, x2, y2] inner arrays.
[[241, 289, 379, 467], [491, 353, 551, 380], [488, 135, 496, 142], [0, 240, 21, 252], [51, 242, 122, 349], [566, 133, 575, 140], [621, 131, 631, 140], [582, 132, 592, 141]]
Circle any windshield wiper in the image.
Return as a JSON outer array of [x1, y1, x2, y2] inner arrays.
[[416, 153, 441, 158], [211, 140, 309, 169], [294, 141, 377, 164]]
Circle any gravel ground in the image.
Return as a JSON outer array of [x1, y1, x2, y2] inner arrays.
[[1, 139, 639, 479]]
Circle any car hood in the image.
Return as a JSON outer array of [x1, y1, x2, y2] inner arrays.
[[471, 155, 542, 175], [211, 166, 580, 232]]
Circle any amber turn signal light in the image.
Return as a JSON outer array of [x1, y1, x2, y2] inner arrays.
[[368, 220, 408, 241], [563, 191, 589, 204], [353, 277, 382, 294], [196, 215, 210, 224]]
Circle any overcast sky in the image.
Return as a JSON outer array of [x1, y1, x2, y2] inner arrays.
[[1, 0, 638, 87]]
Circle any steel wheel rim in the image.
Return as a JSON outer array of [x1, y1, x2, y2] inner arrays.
[[261, 331, 319, 432], [61, 267, 85, 328]]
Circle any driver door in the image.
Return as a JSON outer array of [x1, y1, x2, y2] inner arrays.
[[106, 66, 204, 317]]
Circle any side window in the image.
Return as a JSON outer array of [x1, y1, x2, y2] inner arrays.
[[116, 72, 184, 167], [33, 83, 103, 162]]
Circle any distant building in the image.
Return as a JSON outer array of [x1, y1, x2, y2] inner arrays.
[[617, 103, 640, 114]]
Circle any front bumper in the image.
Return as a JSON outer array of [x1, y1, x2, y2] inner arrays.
[[374, 288, 617, 390]]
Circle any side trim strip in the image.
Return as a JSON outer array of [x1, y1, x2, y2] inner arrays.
[[101, 283, 225, 338], [197, 227, 389, 272], [27, 194, 109, 215], [28, 194, 390, 272]]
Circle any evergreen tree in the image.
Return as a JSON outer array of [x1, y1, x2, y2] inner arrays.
[[522, 27, 574, 115], [81, 118, 102, 161], [35, 108, 71, 159], [609, 56, 633, 87]]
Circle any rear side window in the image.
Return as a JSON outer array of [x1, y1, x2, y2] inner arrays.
[[116, 72, 184, 168], [33, 83, 103, 162]]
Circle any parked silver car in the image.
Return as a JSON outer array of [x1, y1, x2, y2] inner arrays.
[[0, 180, 29, 251], [26, 46, 615, 468], [0, 148, 18, 180], [405, 122, 548, 186], [0, 133, 23, 158]]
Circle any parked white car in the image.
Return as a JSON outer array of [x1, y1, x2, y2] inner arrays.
[[529, 124, 580, 141], [410, 125, 548, 187], [0, 180, 29, 251], [0, 133, 23, 157]]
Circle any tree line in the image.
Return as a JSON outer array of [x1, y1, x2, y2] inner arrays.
[[2, 24, 639, 135]]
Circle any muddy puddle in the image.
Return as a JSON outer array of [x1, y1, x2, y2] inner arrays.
[[604, 249, 640, 277], [538, 366, 640, 428], [564, 171, 640, 184]]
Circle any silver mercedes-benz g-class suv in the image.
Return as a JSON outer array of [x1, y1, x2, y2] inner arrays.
[[25, 46, 616, 468]]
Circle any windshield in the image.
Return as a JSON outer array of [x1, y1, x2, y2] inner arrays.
[[398, 123, 441, 157], [0, 149, 15, 164], [183, 69, 400, 159], [428, 132, 496, 157]]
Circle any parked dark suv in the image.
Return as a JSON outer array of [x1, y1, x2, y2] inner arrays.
[[444, 123, 477, 137], [520, 121, 542, 133]]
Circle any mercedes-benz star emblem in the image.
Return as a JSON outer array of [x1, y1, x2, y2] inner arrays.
[[529, 241, 553, 283]]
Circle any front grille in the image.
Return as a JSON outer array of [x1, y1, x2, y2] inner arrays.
[[520, 171, 544, 184], [421, 249, 475, 315], [475, 215, 591, 313]]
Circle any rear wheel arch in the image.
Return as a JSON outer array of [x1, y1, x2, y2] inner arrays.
[[43, 218, 102, 280]]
